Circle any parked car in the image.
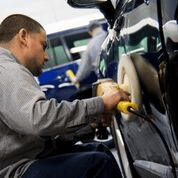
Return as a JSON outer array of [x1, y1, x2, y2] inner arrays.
[[36, 17, 107, 102], [67, 0, 178, 177]]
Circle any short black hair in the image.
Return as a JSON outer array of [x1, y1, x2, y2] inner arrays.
[[0, 14, 44, 43], [88, 20, 101, 33]]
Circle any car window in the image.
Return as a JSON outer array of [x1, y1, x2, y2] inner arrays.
[[44, 32, 90, 69], [45, 37, 68, 69], [44, 19, 107, 70], [65, 31, 91, 60], [116, 0, 144, 12], [54, 45, 68, 65], [73, 38, 88, 55], [74, 38, 88, 47], [123, 0, 144, 13]]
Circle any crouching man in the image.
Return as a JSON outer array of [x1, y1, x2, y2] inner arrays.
[[0, 14, 129, 178]]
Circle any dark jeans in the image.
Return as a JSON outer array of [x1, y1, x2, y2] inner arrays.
[[22, 142, 122, 178]]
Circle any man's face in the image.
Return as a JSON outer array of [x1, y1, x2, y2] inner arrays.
[[26, 29, 48, 76]]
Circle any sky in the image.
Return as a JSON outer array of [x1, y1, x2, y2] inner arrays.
[[0, 0, 104, 33]]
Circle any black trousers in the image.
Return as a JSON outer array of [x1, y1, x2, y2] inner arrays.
[[22, 142, 122, 178]]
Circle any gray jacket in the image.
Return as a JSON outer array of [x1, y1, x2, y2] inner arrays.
[[0, 48, 104, 178], [75, 30, 107, 81]]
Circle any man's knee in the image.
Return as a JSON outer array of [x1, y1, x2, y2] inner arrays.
[[84, 151, 121, 178]]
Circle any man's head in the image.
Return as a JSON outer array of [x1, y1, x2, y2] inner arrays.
[[0, 14, 48, 76]]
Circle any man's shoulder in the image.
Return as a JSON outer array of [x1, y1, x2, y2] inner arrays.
[[0, 51, 32, 80]]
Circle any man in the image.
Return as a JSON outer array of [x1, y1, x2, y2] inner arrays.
[[73, 20, 107, 87], [0, 14, 129, 178]]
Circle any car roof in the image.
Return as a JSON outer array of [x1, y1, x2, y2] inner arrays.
[[44, 13, 105, 35]]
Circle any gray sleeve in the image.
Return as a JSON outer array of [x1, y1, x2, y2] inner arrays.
[[0, 64, 104, 137], [75, 49, 94, 82], [75, 31, 107, 82]]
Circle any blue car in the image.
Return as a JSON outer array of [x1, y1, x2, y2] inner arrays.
[[36, 19, 107, 102]]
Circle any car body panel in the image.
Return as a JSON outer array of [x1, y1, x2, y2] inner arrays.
[[100, 0, 178, 177], [67, 0, 178, 177]]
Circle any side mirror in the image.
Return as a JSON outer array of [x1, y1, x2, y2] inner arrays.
[[67, 0, 107, 8], [67, 0, 115, 28]]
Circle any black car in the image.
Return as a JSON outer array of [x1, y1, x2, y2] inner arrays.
[[67, 0, 178, 177]]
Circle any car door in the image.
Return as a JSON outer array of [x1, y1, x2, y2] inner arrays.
[[98, 0, 178, 177], [114, 0, 178, 177]]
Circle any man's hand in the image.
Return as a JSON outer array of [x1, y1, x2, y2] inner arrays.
[[96, 88, 129, 127], [96, 79, 130, 111], [102, 88, 130, 111], [95, 80, 130, 127]]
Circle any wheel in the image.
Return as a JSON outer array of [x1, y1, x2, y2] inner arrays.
[[117, 54, 142, 121]]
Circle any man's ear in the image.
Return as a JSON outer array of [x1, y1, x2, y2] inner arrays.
[[18, 28, 28, 46]]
